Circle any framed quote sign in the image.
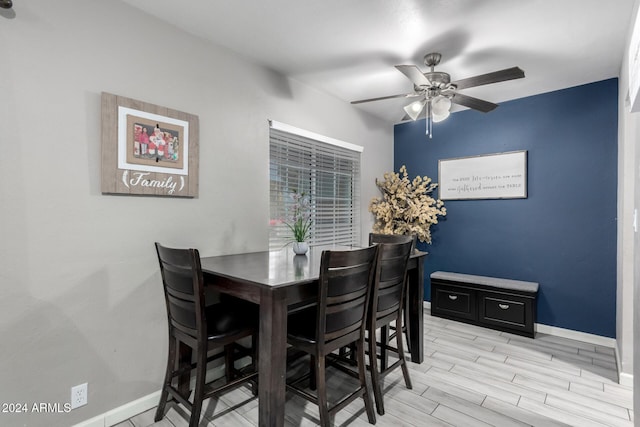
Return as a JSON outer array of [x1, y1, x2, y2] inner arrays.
[[438, 150, 527, 200], [101, 92, 199, 197]]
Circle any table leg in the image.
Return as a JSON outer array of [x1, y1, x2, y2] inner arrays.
[[258, 288, 288, 427], [407, 258, 424, 363]]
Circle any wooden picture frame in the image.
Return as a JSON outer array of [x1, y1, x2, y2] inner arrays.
[[438, 150, 527, 200], [101, 92, 199, 197]]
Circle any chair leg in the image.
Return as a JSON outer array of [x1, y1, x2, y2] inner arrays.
[[309, 355, 317, 390], [357, 338, 377, 424], [396, 315, 412, 390], [189, 348, 207, 427], [368, 326, 384, 416], [316, 354, 330, 427], [224, 344, 234, 382], [403, 302, 411, 354], [155, 336, 177, 422], [251, 332, 258, 396], [177, 341, 192, 397], [380, 325, 389, 371]]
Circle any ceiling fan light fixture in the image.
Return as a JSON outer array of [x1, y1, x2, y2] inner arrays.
[[432, 96, 451, 123], [403, 99, 426, 121], [432, 110, 450, 123], [432, 96, 451, 115]]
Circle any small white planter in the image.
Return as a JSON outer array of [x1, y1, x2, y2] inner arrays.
[[292, 241, 309, 255]]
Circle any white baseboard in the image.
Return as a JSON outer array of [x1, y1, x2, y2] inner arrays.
[[72, 360, 241, 427], [618, 371, 634, 387], [72, 390, 160, 427], [615, 341, 635, 387], [534, 323, 616, 348]]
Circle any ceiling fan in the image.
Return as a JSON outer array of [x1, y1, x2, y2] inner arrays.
[[351, 52, 525, 138]]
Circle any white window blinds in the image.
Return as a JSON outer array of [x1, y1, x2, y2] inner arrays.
[[269, 121, 362, 250]]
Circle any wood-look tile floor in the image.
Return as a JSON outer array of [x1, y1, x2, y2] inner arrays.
[[115, 309, 633, 426]]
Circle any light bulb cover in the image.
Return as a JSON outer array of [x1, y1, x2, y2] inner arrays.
[[432, 96, 451, 115], [433, 110, 450, 123], [403, 99, 426, 121]]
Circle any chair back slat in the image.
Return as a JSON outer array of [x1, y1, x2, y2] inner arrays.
[[155, 243, 205, 339], [327, 263, 372, 296], [369, 233, 417, 251], [316, 246, 378, 349], [162, 263, 196, 299], [324, 292, 367, 338], [168, 296, 198, 334], [326, 288, 367, 311]]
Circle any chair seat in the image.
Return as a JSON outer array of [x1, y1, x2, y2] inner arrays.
[[205, 302, 257, 340]]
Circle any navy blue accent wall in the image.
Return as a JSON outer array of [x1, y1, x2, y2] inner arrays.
[[394, 79, 618, 338]]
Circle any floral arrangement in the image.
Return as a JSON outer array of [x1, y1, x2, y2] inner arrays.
[[284, 190, 312, 243], [369, 165, 446, 243]]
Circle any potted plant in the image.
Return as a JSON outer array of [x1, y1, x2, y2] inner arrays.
[[285, 190, 312, 255], [369, 165, 446, 244]]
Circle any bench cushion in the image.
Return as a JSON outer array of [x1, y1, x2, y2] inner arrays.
[[430, 271, 539, 294]]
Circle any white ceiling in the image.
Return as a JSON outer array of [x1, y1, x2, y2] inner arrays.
[[121, 0, 636, 124]]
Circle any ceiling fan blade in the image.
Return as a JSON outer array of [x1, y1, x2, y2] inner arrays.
[[452, 67, 525, 90], [451, 93, 498, 113], [395, 65, 431, 86], [351, 92, 421, 104]]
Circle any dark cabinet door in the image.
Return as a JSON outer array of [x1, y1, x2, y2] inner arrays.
[[478, 291, 533, 336], [432, 284, 476, 321]]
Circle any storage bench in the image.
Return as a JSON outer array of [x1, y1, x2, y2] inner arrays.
[[430, 271, 539, 338]]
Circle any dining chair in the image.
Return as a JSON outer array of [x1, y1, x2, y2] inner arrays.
[[368, 233, 416, 357], [286, 245, 379, 427], [154, 242, 259, 427], [366, 237, 414, 415]]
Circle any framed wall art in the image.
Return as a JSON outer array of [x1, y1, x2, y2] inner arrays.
[[101, 92, 199, 197], [438, 150, 527, 200]]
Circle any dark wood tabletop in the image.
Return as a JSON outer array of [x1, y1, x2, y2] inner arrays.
[[200, 245, 426, 427]]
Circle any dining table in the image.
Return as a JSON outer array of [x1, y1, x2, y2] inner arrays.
[[199, 244, 426, 427]]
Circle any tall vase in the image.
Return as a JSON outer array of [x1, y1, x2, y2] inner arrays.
[[292, 241, 309, 255]]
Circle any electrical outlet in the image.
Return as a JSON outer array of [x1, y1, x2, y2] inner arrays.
[[70, 383, 87, 409]]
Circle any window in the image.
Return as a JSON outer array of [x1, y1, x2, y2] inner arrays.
[[269, 121, 363, 250]]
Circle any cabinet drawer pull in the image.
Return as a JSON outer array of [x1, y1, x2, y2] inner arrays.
[[498, 304, 510, 310], [448, 295, 458, 301]]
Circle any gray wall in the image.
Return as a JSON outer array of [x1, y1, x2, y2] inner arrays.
[[627, 0, 640, 416], [620, 0, 640, 403], [0, 1, 393, 425]]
